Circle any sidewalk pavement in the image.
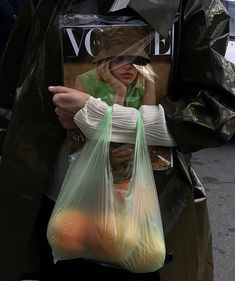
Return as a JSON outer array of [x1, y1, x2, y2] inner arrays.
[[191, 139, 235, 281]]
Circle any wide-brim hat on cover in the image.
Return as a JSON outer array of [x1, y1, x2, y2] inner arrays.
[[92, 26, 152, 65]]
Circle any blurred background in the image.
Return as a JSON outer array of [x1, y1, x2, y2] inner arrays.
[[221, 0, 235, 63]]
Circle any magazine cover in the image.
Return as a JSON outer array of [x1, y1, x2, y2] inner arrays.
[[59, 14, 174, 172]]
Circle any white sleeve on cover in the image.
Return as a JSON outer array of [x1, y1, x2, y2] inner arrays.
[[74, 96, 176, 146]]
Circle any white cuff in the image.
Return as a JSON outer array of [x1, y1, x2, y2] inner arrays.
[[74, 96, 176, 146]]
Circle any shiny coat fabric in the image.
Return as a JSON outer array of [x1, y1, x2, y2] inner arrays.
[[0, 0, 235, 280], [0, 0, 23, 60]]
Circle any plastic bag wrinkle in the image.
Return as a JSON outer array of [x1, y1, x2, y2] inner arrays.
[[47, 108, 166, 272]]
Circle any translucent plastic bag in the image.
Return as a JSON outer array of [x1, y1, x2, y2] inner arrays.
[[47, 106, 166, 273]]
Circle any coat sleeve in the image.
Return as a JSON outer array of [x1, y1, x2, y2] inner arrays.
[[164, 0, 235, 153]]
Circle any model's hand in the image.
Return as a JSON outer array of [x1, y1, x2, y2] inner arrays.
[[48, 86, 89, 129], [98, 62, 122, 87], [110, 144, 134, 164], [98, 62, 127, 104], [136, 64, 157, 105]]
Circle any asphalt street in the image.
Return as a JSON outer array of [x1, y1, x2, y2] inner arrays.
[[191, 138, 235, 281]]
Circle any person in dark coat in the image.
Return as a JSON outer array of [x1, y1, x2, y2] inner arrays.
[[0, 0, 23, 154], [0, 1, 235, 281], [0, 0, 23, 62]]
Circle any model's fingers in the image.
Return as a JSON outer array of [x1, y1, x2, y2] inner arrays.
[[58, 117, 76, 129], [110, 154, 132, 164], [48, 85, 74, 94], [52, 92, 67, 106], [97, 62, 105, 72], [112, 150, 133, 159], [54, 106, 67, 116], [98, 63, 107, 80], [105, 63, 111, 75], [111, 145, 134, 164], [112, 144, 134, 156]]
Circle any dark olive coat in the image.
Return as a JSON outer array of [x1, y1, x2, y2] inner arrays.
[[0, 1, 234, 280]]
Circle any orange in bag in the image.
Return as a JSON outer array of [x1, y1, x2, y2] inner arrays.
[[47, 209, 91, 255], [89, 212, 140, 264]]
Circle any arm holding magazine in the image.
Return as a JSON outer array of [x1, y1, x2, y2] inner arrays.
[[48, 85, 176, 147]]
